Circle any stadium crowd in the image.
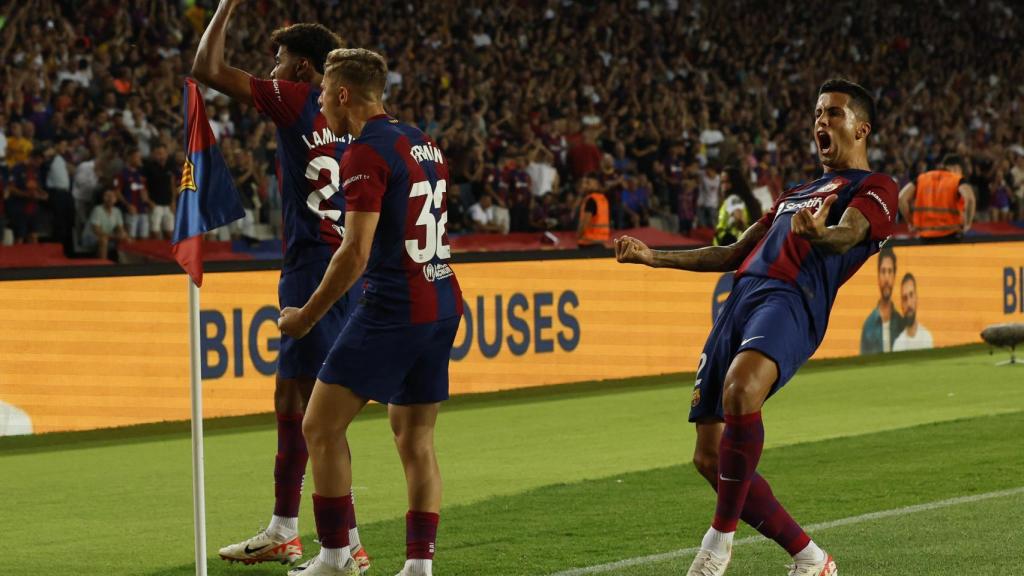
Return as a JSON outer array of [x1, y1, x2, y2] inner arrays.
[[1, 0, 1022, 259]]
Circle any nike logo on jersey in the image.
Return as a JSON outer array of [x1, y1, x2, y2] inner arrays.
[[244, 543, 270, 555], [741, 336, 765, 347], [719, 474, 742, 482]]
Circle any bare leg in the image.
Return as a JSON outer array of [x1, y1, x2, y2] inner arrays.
[[388, 403, 442, 512], [302, 382, 368, 497]]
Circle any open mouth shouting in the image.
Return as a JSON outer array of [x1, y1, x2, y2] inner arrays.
[[816, 130, 833, 156]]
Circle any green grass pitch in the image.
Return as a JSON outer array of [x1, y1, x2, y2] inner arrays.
[[2, 344, 1022, 575]]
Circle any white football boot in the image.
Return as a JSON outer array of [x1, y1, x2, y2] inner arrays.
[[218, 527, 302, 565], [788, 552, 837, 576], [287, 555, 359, 576], [686, 548, 732, 576], [292, 544, 370, 574]]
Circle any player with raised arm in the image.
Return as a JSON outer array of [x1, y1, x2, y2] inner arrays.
[[278, 48, 462, 576], [616, 79, 897, 576], [191, 1, 369, 570]]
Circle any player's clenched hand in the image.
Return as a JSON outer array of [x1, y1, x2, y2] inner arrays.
[[792, 194, 837, 240], [615, 235, 654, 266], [278, 306, 312, 339]]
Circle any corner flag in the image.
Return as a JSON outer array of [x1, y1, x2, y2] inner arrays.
[[175, 78, 246, 576], [172, 78, 245, 287]]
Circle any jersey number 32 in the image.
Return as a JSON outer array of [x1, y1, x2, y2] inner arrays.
[[406, 179, 450, 263]]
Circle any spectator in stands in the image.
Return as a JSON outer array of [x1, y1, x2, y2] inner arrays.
[[113, 148, 151, 239], [141, 144, 176, 240], [6, 149, 46, 244], [419, 104, 441, 141], [967, 155, 993, 223], [621, 174, 650, 228], [444, 183, 469, 235], [483, 155, 511, 210], [0, 168, 7, 243], [526, 142, 558, 199], [0, 113, 7, 166], [552, 189, 579, 232], [86, 188, 129, 261], [5, 121, 31, 167], [1012, 154, 1024, 222], [208, 104, 234, 142], [72, 150, 102, 231], [675, 163, 700, 236], [232, 150, 260, 240], [899, 154, 975, 242], [697, 162, 722, 230], [598, 153, 625, 228], [45, 139, 74, 255], [990, 164, 1013, 223], [631, 123, 661, 177], [568, 128, 602, 182], [506, 153, 533, 232], [469, 193, 509, 234], [0, 0, 1022, 263], [530, 192, 560, 232], [861, 247, 904, 355], [893, 273, 933, 352]]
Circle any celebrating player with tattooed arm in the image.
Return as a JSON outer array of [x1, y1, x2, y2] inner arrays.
[[617, 79, 897, 576]]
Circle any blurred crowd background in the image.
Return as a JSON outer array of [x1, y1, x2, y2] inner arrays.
[[1, 0, 1022, 259]]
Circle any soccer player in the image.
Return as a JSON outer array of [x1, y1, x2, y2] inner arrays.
[[616, 79, 898, 576], [191, 1, 369, 570], [278, 48, 462, 576]]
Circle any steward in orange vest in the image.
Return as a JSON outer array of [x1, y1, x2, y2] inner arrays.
[[898, 154, 975, 239], [578, 174, 611, 247]]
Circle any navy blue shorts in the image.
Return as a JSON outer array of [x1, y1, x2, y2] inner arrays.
[[318, 307, 461, 405], [277, 262, 355, 380], [688, 276, 820, 422]]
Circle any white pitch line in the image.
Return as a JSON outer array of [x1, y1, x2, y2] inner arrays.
[[548, 486, 1024, 576]]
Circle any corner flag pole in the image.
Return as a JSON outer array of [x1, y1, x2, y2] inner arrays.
[[175, 78, 244, 574], [188, 277, 208, 576]]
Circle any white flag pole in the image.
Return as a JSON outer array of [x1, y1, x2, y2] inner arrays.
[[188, 277, 208, 576]]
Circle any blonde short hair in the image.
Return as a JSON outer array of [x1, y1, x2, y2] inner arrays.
[[324, 48, 388, 103]]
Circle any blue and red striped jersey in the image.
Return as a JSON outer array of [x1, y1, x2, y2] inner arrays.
[[250, 78, 351, 273], [736, 169, 898, 338], [341, 115, 463, 324], [114, 168, 147, 211]]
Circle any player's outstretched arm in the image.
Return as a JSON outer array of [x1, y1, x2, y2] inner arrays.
[[615, 221, 768, 273], [191, 0, 253, 105], [278, 211, 381, 339], [792, 195, 870, 254]]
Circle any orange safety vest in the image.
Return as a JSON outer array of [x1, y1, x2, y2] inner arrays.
[[579, 192, 610, 245], [912, 170, 964, 238]]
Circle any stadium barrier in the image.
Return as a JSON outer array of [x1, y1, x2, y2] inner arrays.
[[1, 240, 1021, 434]]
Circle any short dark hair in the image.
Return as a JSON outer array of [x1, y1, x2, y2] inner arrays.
[[901, 272, 916, 288], [942, 154, 966, 172], [271, 24, 344, 74], [878, 245, 896, 270], [818, 78, 876, 129]]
